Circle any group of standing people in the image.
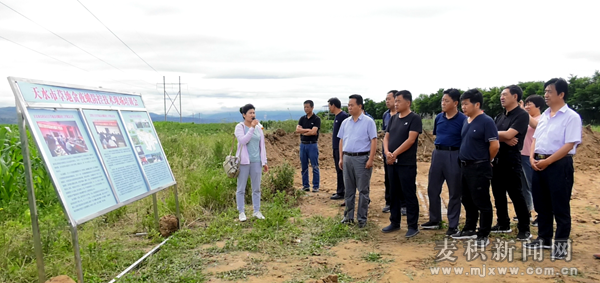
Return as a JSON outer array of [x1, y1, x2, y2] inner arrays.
[[232, 77, 582, 260], [295, 78, 582, 260]]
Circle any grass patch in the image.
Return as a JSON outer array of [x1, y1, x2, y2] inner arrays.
[[0, 122, 377, 282], [363, 252, 382, 262]]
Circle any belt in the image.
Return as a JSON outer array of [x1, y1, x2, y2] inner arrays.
[[301, 141, 317, 144], [460, 160, 488, 166], [343, 151, 370, 156], [534, 153, 573, 160], [435, 145, 460, 151]]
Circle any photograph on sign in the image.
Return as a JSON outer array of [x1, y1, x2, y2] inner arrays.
[[38, 121, 89, 157], [27, 108, 117, 223], [93, 120, 127, 149], [82, 110, 150, 202], [121, 111, 174, 190]]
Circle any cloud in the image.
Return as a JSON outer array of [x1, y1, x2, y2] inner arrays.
[[565, 51, 600, 63], [370, 5, 457, 18]]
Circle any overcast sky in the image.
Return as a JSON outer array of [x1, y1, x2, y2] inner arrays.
[[1, 0, 598, 116]]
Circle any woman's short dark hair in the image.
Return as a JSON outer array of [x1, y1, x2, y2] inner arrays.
[[240, 104, 255, 115], [524, 94, 545, 109], [460, 89, 484, 107]]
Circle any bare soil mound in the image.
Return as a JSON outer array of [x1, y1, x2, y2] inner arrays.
[[574, 125, 600, 171], [266, 127, 598, 171], [159, 215, 179, 237], [265, 130, 436, 168]]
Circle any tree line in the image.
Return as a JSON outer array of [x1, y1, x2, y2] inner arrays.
[[318, 71, 600, 125]]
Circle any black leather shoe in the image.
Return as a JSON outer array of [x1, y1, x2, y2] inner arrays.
[[330, 194, 344, 200], [341, 217, 354, 224], [381, 224, 400, 233], [358, 222, 367, 229]]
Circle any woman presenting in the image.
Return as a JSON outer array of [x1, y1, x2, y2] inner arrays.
[[235, 104, 268, 222]]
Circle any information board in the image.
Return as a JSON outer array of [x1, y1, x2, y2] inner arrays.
[[121, 111, 174, 190], [27, 108, 117, 222], [82, 110, 150, 201], [11, 78, 176, 225]]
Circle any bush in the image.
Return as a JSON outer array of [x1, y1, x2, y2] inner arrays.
[[262, 162, 295, 199]]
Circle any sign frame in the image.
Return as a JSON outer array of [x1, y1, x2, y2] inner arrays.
[[8, 77, 181, 283]]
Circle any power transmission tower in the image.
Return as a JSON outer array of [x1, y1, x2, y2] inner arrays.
[[156, 76, 186, 122]]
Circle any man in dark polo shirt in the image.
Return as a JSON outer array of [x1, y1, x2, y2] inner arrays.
[[381, 90, 405, 215], [524, 78, 582, 260], [451, 89, 499, 248], [421, 89, 466, 236], [296, 100, 321, 192], [382, 90, 422, 238], [491, 85, 531, 240], [328, 97, 349, 200]]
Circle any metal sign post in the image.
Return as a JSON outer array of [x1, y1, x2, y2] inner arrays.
[[16, 105, 46, 283], [9, 77, 181, 282]]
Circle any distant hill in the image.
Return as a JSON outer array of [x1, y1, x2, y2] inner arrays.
[[0, 107, 17, 124], [0, 107, 307, 124]]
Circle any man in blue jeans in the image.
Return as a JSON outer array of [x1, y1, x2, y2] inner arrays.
[[296, 100, 321, 192]]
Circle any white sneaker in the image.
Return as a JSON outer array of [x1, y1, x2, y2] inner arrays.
[[239, 212, 247, 222], [253, 211, 265, 220]]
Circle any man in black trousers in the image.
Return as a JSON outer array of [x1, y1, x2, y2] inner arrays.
[[451, 89, 499, 248], [381, 90, 422, 238], [381, 90, 405, 215], [525, 78, 582, 260], [491, 85, 532, 240], [329, 98, 349, 201]]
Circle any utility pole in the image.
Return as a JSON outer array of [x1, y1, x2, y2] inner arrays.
[[157, 77, 186, 122]]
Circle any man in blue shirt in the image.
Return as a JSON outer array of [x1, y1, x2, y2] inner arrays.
[[338, 94, 378, 228], [421, 89, 466, 236], [328, 97, 349, 200], [451, 89, 499, 248]]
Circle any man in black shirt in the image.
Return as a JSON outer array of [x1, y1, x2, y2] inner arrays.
[[328, 98, 349, 200], [382, 90, 422, 238], [451, 89, 499, 248], [491, 85, 532, 240], [296, 100, 321, 192]]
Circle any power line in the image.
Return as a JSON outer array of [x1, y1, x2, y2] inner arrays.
[[0, 1, 125, 73], [0, 35, 160, 93], [0, 1, 157, 87], [76, 0, 160, 75], [0, 35, 89, 72]]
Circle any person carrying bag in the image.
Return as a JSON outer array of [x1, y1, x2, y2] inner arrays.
[[223, 136, 240, 178], [234, 104, 268, 222]]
